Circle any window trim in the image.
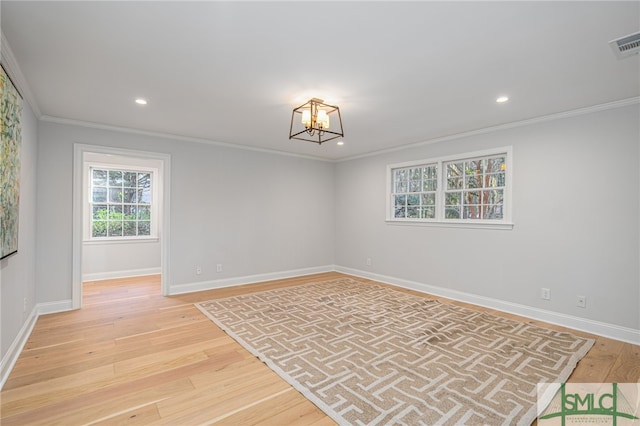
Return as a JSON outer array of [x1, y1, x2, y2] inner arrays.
[[386, 147, 514, 229], [84, 162, 160, 242]]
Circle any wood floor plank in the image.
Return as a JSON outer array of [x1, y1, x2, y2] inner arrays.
[[606, 343, 640, 383], [2, 272, 639, 425], [87, 402, 162, 425], [217, 390, 330, 426], [155, 372, 291, 424], [568, 336, 625, 383]]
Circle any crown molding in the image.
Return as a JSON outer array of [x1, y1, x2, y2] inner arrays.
[[0, 32, 42, 118], [337, 97, 640, 163], [39, 115, 333, 163]]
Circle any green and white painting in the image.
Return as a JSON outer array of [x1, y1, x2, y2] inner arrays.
[[0, 65, 23, 259]]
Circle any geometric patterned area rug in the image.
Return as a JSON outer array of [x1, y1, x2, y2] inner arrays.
[[196, 278, 594, 426]]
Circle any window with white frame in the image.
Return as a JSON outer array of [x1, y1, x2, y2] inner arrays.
[[387, 148, 512, 227], [89, 167, 154, 238], [392, 164, 438, 219]]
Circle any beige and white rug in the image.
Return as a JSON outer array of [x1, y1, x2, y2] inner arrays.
[[196, 278, 594, 425]]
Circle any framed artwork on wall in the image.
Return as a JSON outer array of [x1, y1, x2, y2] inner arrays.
[[0, 63, 23, 259]]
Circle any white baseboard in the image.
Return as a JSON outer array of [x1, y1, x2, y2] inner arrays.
[[3, 264, 638, 392], [169, 265, 336, 295], [37, 299, 74, 315], [335, 266, 640, 345], [0, 306, 38, 390], [1, 299, 73, 390], [82, 267, 161, 282]]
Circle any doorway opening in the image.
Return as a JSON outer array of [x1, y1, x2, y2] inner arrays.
[[72, 144, 171, 309]]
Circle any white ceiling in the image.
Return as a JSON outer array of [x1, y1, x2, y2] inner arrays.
[[2, 1, 638, 160]]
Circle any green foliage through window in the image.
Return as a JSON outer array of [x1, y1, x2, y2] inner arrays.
[[90, 168, 153, 238]]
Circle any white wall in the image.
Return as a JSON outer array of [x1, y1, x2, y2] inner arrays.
[[335, 104, 640, 332], [36, 121, 335, 303], [1, 102, 38, 361], [82, 241, 160, 281]]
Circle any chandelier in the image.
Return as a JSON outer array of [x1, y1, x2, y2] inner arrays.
[[289, 98, 344, 145]]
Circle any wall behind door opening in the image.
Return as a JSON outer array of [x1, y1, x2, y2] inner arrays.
[[82, 152, 162, 282]]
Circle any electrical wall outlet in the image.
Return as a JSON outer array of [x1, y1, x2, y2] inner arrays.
[[576, 295, 587, 308], [216, 264, 223, 273], [541, 288, 551, 300], [196, 266, 202, 275], [366, 258, 372, 266]]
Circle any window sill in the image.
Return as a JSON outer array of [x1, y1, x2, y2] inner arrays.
[[83, 237, 159, 245], [385, 220, 514, 230]]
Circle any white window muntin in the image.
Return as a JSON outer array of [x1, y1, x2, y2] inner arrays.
[[391, 163, 438, 220], [386, 147, 512, 227], [85, 162, 159, 241]]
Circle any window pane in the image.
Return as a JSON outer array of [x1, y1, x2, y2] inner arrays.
[[123, 188, 137, 203], [92, 205, 108, 220], [407, 195, 419, 206], [464, 191, 481, 205], [138, 173, 151, 189], [109, 205, 123, 220], [484, 189, 503, 204], [92, 169, 107, 186], [445, 192, 461, 205], [394, 195, 406, 206], [423, 179, 437, 191], [108, 221, 123, 237], [445, 206, 460, 219], [464, 206, 482, 219], [123, 205, 137, 220], [465, 175, 482, 189], [420, 206, 435, 219], [486, 157, 506, 173], [109, 188, 123, 203], [138, 221, 151, 236], [409, 168, 421, 181], [92, 187, 107, 203], [123, 221, 137, 236], [109, 170, 123, 186], [484, 205, 504, 219], [409, 180, 421, 192], [447, 177, 462, 190], [92, 221, 107, 237], [466, 160, 482, 174], [423, 166, 437, 180], [137, 205, 151, 220], [484, 205, 503, 219], [421, 194, 435, 206], [407, 207, 419, 218], [394, 207, 406, 218], [486, 172, 505, 188], [138, 188, 151, 204], [447, 162, 463, 179], [123, 172, 137, 187]]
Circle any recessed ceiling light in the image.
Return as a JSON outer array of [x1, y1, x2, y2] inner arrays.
[[337, 141, 344, 146], [135, 98, 148, 105], [496, 96, 509, 103]]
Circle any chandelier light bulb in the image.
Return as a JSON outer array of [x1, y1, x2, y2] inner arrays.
[[301, 110, 312, 127], [316, 110, 330, 129]]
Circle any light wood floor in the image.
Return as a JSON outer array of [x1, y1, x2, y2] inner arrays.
[[1, 272, 639, 425]]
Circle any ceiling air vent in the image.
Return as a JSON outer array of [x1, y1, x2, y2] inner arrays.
[[609, 31, 640, 59]]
